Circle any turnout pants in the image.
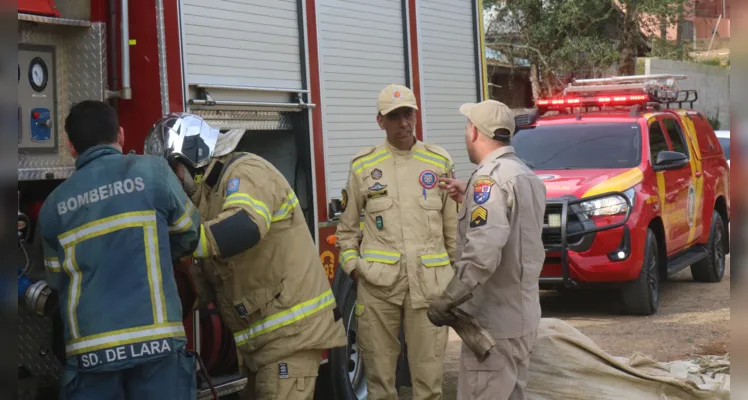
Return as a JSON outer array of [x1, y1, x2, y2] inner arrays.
[[241, 349, 322, 400], [61, 349, 196, 400], [457, 330, 537, 400], [356, 283, 449, 400]]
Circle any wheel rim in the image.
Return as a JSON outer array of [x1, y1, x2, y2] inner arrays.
[[346, 304, 367, 399], [714, 220, 726, 277], [647, 242, 659, 306]]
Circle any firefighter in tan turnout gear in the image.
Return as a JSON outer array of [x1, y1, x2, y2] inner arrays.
[[429, 100, 546, 400], [335, 84, 459, 400], [144, 114, 347, 400]]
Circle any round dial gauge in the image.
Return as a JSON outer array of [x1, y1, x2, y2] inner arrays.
[[28, 57, 48, 92]]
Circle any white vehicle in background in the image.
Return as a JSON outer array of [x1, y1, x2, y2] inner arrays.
[[715, 130, 730, 167]]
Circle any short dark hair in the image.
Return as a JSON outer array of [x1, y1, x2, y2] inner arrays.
[[493, 128, 511, 144], [65, 100, 120, 154]]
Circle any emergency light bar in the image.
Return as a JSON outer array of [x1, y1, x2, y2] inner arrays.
[[535, 74, 698, 113]]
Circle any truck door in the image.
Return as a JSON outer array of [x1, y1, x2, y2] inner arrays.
[[653, 115, 694, 252]]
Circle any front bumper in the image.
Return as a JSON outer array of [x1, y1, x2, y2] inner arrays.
[[540, 192, 634, 288]]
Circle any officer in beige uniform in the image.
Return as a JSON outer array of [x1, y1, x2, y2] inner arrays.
[[144, 114, 347, 400], [335, 84, 458, 400], [428, 100, 546, 400]]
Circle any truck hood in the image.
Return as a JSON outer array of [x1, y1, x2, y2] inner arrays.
[[534, 168, 643, 199]]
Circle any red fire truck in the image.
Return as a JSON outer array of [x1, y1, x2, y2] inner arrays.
[[16, 0, 489, 398]]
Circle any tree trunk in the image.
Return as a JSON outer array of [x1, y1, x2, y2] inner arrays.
[[530, 64, 541, 102], [618, 0, 638, 76]]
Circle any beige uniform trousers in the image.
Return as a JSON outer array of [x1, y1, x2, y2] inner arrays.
[[240, 349, 322, 400], [457, 330, 537, 400], [356, 282, 449, 400]]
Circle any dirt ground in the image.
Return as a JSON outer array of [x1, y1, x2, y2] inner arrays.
[[399, 256, 730, 399]]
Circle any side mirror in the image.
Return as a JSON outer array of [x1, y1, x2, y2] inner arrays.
[[654, 151, 688, 170]]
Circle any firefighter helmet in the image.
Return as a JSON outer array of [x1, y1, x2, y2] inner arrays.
[[144, 113, 220, 169]]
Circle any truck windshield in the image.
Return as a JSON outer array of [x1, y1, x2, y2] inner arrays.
[[512, 123, 641, 170]]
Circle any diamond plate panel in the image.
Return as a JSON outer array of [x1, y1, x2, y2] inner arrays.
[[18, 21, 106, 181], [18, 306, 62, 381], [192, 109, 293, 131]]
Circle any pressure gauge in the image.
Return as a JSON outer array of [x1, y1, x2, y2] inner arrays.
[[28, 57, 48, 92]]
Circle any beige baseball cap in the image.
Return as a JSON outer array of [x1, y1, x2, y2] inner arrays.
[[459, 100, 516, 139], [377, 84, 418, 115]]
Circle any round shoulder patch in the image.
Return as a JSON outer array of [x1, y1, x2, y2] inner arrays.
[[226, 178, 240, 195]]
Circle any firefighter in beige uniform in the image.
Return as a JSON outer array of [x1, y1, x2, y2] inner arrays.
[[335, 85, 458, 400], [145, 115, 347, 400], [429, 100, 546, 400]]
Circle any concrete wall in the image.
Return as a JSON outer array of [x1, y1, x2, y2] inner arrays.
[[645, 58, 730, 130]]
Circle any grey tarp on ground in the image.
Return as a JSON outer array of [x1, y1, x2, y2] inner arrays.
[[526, 318, 730, 399]]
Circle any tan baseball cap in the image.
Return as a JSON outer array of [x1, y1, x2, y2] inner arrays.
[[377, 84, 418, 115], [459, 100, 516, 139]]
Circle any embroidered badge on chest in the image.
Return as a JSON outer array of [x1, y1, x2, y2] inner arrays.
[[472, 177, 495, 205], [226, 178, 240, 196], [369, 182, 387, 191], [279, 362, 289, 379], [371, 168, 383, 180], [419, 170, 438, 189]]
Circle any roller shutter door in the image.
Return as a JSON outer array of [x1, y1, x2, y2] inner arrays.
[[180, 0, 303, 89], [418, 0, 480, 179], [317, 0, 408, 201]]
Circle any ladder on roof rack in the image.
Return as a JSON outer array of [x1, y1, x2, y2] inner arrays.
[[564, 74, 689, 104]]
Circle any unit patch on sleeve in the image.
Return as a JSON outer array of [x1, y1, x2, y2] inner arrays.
[[473, 177, 495, 205], [470, 206, 488, 228], [341, 189, 348, 211], [226, 178, 240, 196]]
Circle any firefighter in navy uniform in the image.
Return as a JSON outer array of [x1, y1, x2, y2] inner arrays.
[[144, 114, 347, 400], [38, 101, 200, 400], [335, 84, 459, 400]]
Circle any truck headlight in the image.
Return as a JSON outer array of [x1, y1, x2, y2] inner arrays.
[[580, 188, 635, 217]]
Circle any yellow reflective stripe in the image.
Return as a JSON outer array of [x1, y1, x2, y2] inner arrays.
[[353, 150, 392, 174], [57, 211, 164, 339], [58, 211, 157, 247], [421, 252, 450, 267], [44, 257, 62, 272], [62, 247, 82, 338], [65, 322, 185, 356], [144, 224, 167, 324], [234, 289, 335, 345], [413, 149, 449, 170], [169, 201, 195, 234], [193, 225, 210, 258], [341, 249, 359, 265], [223, 193, 271, 229], [362, 250, 401, 264], [271, 192, 299, 222]]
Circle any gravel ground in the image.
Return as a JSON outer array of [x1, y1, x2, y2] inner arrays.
[[399, 256, 730, 399]]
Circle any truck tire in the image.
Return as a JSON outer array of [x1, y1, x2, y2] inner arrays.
[[691, 211, 727, 283], [621, 229, 660, 316], [328, 268, 368, 400]]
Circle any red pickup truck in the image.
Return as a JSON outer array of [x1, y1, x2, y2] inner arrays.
[[512, 75, 730, 316]]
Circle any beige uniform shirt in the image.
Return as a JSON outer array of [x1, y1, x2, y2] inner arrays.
[[455, 146, 546, 339], [189, 152, 347, 371], [336, 140, 458, 309]]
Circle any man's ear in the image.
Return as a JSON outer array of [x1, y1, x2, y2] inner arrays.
[[471, 126, 480, 143], [66, 138, 78, 158], [376, 113, 385, 130], [117, 126, 125, 148]]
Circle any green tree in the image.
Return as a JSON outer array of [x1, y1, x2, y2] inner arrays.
[[484, 0, 689, 99]]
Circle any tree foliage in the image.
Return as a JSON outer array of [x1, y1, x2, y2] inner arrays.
[[484, 0, 689, 99]]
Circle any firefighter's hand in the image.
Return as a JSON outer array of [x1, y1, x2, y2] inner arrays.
[[349, 269, 359, 282], [174, 162, 197, 196], [438, 177, 466, 204], [427, 297, 456, 327]]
